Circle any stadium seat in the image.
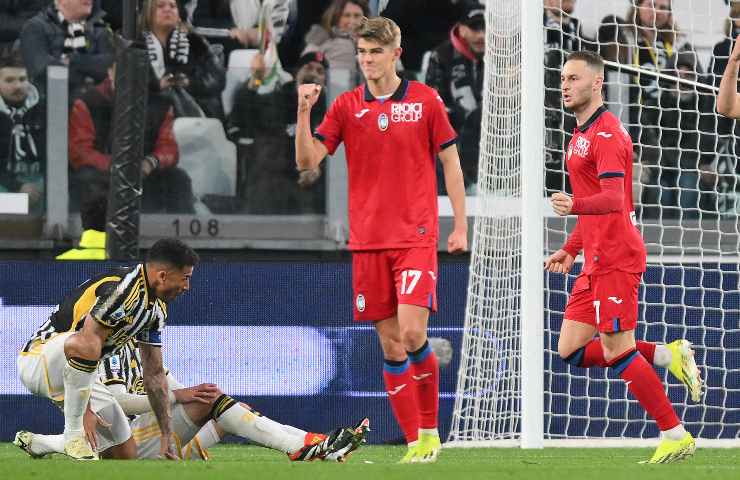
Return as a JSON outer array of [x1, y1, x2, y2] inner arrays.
[[173, 117, 237, 199], [222, 49, 259, 117]]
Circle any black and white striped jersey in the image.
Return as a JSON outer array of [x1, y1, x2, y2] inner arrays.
[[99, 340, 146, 394], [22, 264, 168, 359]]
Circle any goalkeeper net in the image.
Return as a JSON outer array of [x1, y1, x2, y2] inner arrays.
[[449, 0, 740, 446]]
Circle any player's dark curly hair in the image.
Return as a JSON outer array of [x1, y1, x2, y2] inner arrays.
[[147, 238, 199, 269]]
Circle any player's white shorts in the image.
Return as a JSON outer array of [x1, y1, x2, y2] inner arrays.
[[16, 332, 131, 452], [129, 404, 205, 459]]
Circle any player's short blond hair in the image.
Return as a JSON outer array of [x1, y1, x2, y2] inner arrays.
[[356, 16, 401, 49]]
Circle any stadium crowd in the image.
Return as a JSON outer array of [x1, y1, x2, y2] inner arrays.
[[1, 0, 740, 218]]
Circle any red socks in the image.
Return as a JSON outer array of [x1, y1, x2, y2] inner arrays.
[[383, 341, 440, 443], [609, 350, 680, 430], [564, 338, 656, 368], [408, 341, 439, 430], [383, 359, 420, 443]]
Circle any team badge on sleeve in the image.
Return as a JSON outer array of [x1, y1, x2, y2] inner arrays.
[[109, 355, 121, 373], [356, 294, 366, 312], [378, 113, 389, 131]]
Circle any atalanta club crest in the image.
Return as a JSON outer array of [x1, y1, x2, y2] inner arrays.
[[356, 294, 366, 312], [378, 113, 389, 131]]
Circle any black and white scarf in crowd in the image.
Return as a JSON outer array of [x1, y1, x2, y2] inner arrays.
[[144, 29, 190, 79], [59, 12, 88, 54]]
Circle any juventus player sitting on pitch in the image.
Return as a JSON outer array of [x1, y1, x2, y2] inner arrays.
[[546, 51, 703, 464], [296, 16, 467, 463], [15, 239, 198, 460], [15, 340, 369, 462]]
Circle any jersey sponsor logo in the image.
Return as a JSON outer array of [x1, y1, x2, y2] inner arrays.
[[378, 113, 389, 131], [572, 136, 590, 157], [596, 131, 613, 138], [387, 383, 407, 395], [356, 293, 366, 312], [355, 108, 370, 118], [391, 102, 423, 123], [412, 373, 432, 381], [608, 296, 624, 304]]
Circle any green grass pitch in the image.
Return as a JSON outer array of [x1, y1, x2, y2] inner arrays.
[[2, 443, 739, 480]]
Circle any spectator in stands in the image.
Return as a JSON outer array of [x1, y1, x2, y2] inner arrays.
[[0, 48, 45, 212], [140, 0, 226, 119], [598, 0, 698, 215], [68, 60, 195, 213], [228, 51, 327, 214], [56, 190, 107, 259], [425, 2, 484, 193], [382, 0, 464, 74], [192, 0, 291, 64], [20, 0, 113, 99], [653, 51, 717, 217], [543, 0, 591, 195], [0, 1, 51, 51], [303, 0, 369, 85]]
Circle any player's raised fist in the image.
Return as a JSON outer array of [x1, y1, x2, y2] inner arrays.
[[298, 83, 322, 112], [544, 249, 575, 274], [550, 191, 573, 216], [447, 227, 468, 254]]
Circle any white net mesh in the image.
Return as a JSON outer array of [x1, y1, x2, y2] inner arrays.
[[449, 0, 524, 442], [450, 0, 740, 444]]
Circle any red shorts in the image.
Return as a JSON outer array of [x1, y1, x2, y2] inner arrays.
[[351, 247, 438, 321], [563, 271, 641, 333]]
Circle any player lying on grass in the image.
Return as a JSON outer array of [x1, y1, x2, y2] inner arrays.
[[16, 341, 368, 462], [16, 239, 199, 461], [547, 50, 703, 464], [15, 339, 369, 462]]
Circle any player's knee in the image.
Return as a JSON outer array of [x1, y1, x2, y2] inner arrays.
[[63, 332, 101, 360], [557, 344, 575, 362], [400, 327, 427, 353], [379, 337, 405, 360]]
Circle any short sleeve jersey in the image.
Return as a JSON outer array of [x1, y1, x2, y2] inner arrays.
[[99, 340, 146, 394], [566, 106, 647, 275], [22, 264, 167, 359], [314, 79, 457, 250]]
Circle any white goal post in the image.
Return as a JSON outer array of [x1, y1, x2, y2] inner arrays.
[[447, 0, 740, 448]]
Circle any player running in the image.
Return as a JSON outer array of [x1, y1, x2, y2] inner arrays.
[[295, 16, 467, 463], [15, 340, 369, 462], [16, 238, 198, 460], [546, 51, 703, 464]]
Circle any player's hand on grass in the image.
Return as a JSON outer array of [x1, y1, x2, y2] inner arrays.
[[544, 249, 575, 274], [298, 83, 322, 112], [173, 383, 221, 404], [158, 433, 179, 460], [447, 227, 468, 254], [83, 404, 111, 452], [550, 192, 573, 216]]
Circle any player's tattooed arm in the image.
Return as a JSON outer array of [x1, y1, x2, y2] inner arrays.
[[140, 343, 177, 460]]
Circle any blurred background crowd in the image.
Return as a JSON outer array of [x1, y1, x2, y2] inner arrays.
[[1, 0, 740, 221]]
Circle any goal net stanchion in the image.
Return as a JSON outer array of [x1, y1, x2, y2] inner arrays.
[[447, 0, 544, 448], [448, 0, 740, 448]]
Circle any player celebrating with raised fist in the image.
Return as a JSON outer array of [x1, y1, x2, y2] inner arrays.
[[547, 50, 703, 464], [295, 16, 467, 463]]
